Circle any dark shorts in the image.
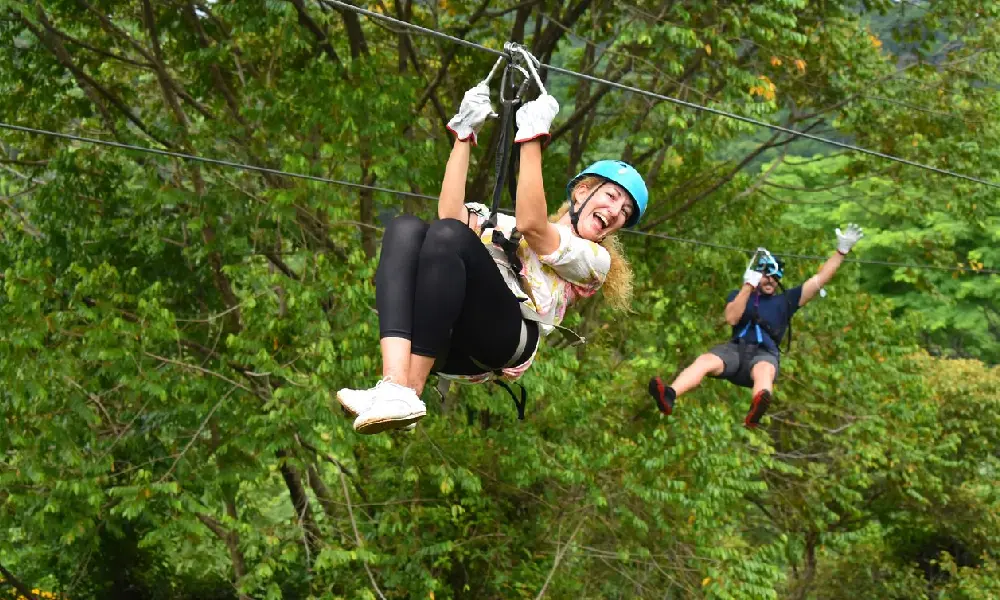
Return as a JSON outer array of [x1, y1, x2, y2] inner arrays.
[[708, 340, 780, 388]]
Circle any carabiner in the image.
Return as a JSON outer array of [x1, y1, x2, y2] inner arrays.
[[480, 42, 546, 104], [499, 62, 532, 104], [504, 42, 547, 95], [746, 247, 768, 273]]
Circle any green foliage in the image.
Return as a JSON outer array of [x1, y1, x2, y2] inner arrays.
[[1, 1, 997, 599], [763, 152, 1000, 363]]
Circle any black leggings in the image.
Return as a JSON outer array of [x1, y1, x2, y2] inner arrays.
[[374, 215, 539, 375]]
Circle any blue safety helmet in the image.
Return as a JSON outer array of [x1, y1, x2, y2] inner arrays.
[[754, 255, 785, 280], [566, 160, 649, 228]]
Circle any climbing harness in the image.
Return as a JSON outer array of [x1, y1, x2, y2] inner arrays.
[[733, 247, 794, 353]]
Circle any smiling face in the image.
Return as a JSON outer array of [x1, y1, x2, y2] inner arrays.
[[759, 273, 779, 295], [562, 178, 635, 242]]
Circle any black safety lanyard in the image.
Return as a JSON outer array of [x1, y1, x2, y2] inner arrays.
[[479, 61, 529, 273]]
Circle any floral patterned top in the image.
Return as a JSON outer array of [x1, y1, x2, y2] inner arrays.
[[436, 203, 611, 384]]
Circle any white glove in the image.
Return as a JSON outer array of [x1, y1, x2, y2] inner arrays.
[[743, 269, 763, 288], [836, 223, 864, 254], [514, 94, 559, 144], [446, 83, 497, 146]]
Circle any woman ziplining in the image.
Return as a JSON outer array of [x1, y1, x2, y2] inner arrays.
[[336, 45, 649, 434], [647, 224, 864, 428]]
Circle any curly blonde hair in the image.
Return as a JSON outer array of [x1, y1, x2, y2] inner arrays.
[[551, 176, 634, 312]]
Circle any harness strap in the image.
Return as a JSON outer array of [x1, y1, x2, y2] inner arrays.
[[469, 318, 533, 420], [500, 131, 523, 273], [480, 54, 531, 273], [734, 292, 789, 351], [492, 227, 524, 274], [480, 95, 517, 234], [460, 45, 544, 423], [481, 49, 531, 226], [777, 279, 792, 352], [495, 380, 527, 420], [569, 180, 608, 237], [519, 303, 586, 345], [469, 319, 531, 373], [508, 319, 530, 367]]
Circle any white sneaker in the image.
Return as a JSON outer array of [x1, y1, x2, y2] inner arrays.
[[353, 385, 426, 435], [336, 377, 397, 417]]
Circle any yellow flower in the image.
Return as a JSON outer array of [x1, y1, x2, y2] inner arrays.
[[750, 75, 777, 101]]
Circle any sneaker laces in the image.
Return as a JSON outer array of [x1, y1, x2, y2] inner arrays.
[[371, 376, 402, 391], [370, 376, 418, 397]]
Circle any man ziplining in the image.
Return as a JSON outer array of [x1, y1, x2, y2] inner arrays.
[[648, 224, 864, 427]]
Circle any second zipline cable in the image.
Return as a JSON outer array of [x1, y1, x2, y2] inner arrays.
[[1, 126, 995, 274], [0, 122, 434, 201]]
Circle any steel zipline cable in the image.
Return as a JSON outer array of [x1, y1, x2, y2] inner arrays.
[[320, 0, 1000, 191], [0, 122, 435, 201], [628, 229, 999, 274], [0, 122, 995, 275]]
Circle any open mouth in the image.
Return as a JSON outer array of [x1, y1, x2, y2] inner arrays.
[[593, 212, 609, 231]]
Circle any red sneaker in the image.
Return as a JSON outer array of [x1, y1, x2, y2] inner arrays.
[[744, 389, 772, 428], [647, 376, 675, 416]]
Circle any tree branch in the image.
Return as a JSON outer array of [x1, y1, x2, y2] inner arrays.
[[725, 141, 790, 207], [790, 531, 818, 600], [533, 0, 594, 66], [158, 385, 240, 484], [320, 0, 369, 59], [143, 351, 258, 397], [1, 193, 42, 237], [642, 129, 785, 229], [182, 3, 250, 129], [262, 250, 301, 280], [28, 9, 173, 147], [339, 468, 387, 600], [535, 519, 585, 600], [277, 451, 323, 563], [409, 0, 493, 119], [48, 25, 152, 68], [141, 0, 194, 130], [297, 435, 375, 519], [550, 63, 629, 143], [287, 0, 344, 66], [0, 561, 39, 600], [380, 0, 449, 125], [485, 0, 543, 17], [196, 513, 249, 599]]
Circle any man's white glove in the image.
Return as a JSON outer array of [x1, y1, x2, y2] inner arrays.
[[446, 83, 497, 146], [836, 223, 864, 255], [743, 269, 763, 288], [514, 94, 559, 144]]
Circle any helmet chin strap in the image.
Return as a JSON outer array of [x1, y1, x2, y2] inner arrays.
[[569, 180, 608, 237]]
